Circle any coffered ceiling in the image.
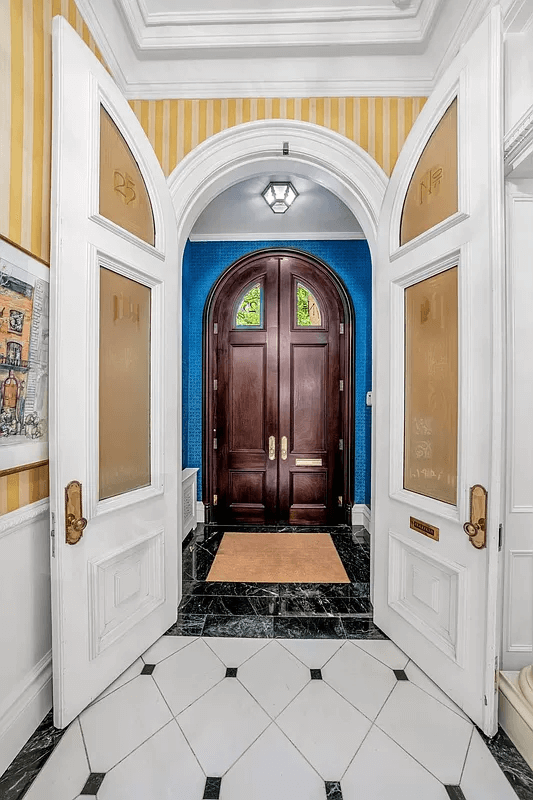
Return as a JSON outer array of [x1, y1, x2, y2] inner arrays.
[[77, 0, 496, 97]]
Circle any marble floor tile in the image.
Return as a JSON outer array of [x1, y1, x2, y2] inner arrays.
[[165, 614, 206, 636], [219, 724, 325, 800], [153, 638, 226, 716], [375, 680, 473, 784], [404, 660, 470, 721], [0, 711, 65, 800], [322, 640, 397, 720], [141, 634, 198, 664], [91, 658, 145, 705], [276, 680, 371, 779], [180, 595, 277, 616], [79, 675, 172, 772], [351, 639, 409, 670], [22, 719, 89, 800], [274, 616, 346, 639], [203, 636, 271, 666], [202, 615, 274, 638], [342, 617, 388, 639], [177, 678, 270, 775], [461, 729, 518, 800], [237, 640, 310, 718], [98, 720, 205, 800], [479, 727, 533, 800], [342, 724, 450, 800], [278, 638, 345, 668]]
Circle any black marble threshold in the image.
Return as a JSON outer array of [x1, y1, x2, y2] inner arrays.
[[166, 613, 387, 639]]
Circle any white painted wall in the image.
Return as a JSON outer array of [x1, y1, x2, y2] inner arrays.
[[505, 25, 533, 133], [0, 502, 52, 777], [501, 176, 533, 671]]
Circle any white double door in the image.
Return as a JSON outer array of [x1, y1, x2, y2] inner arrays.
[[51, 11, 503, 736]]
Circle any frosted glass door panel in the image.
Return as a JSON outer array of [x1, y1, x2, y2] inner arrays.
[[99, 268, 151, 500]]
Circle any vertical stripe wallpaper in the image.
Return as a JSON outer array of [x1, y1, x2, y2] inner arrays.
[[0, 2, 427, 516], [129, 97, 427, 180]]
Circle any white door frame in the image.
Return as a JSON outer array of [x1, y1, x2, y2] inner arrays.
[[167, 119, 388, 546]]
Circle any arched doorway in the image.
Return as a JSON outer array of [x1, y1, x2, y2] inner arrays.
[[203, 248, 355, 526]]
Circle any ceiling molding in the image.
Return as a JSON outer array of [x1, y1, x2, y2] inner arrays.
[[74, 0, 129, 92], [504, 104, 533, 174], [189, 232, 366, 242], [117, 0, 442, 53], [432, 0, 495, 84], [122, 77, 433, 100]]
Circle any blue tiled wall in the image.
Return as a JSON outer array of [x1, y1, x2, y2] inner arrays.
[[182, 240, 372, 504]]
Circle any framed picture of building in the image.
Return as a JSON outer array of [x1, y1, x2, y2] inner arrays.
[[0, 244, 49, 471]]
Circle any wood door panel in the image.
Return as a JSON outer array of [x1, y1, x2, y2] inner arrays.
[[290, 469, 328, 523], [291, 344, 327, 454], [229, 343, 266, 453]]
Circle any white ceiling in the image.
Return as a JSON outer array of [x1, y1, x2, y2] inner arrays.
[[76, 0, 497, 98], [190, 175, 364, 240]]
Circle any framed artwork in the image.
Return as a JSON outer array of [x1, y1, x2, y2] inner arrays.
[[0, 241, 49, 470]]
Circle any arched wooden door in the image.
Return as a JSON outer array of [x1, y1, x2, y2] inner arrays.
[[204, 249, 354, 526]]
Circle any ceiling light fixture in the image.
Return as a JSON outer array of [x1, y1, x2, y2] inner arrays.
[[262, 181, 298, 213]]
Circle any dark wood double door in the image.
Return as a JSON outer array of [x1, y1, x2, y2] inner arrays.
[[205, 250, 353, 525]]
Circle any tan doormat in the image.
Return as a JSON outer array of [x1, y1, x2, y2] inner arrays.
[[206, 532, 350, 583]]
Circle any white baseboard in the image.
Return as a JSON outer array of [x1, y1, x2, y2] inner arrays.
[[196, 501, 205, 523], [498, 670, 533, 771], [0, 651, 52, 777], [352, 504, 371, 529]]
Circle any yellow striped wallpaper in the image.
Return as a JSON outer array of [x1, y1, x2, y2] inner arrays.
[[0, 0, 107, 265], [0, 462, 49, 516], [129, 97, 426, 180]]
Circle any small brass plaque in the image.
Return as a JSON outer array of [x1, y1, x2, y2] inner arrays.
[[410, 516, 439, 541], [295, 458, 322, 466]]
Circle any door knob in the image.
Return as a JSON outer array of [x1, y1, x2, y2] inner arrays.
[[65, 481, 87, 545], [463, 484, 487, 549]]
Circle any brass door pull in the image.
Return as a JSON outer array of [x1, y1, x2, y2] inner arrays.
[[268, 436, 276, 460], [463, 484, 487, 549], [65, 480, 87, 545], [281, 436, 288, 460]]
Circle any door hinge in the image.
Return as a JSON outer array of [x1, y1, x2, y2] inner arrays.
[[214, 322, 218, 334], [213, 379, 218, 390], [213, 437, 218, 450], [495, 656, 500, 690], [339, 380, 344, 391], [50, 511, 56, 558], [498, 523, 503, 551], [213, 494, 218, 506], [339, 322, 344, 334], [339, 438, 344, 451]]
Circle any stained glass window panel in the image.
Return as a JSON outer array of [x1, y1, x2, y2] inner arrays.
[[235, 282, 263, 328], [296, 282, 322, 327]]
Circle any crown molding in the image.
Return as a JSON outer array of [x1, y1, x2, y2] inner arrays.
[[505, 105, 533, 174], [432, 0, 495, 84], [188, 231, 366, 242], [74, 0, 129, 92], [118, 0, 441, 52], [122, 76, 433, 100]]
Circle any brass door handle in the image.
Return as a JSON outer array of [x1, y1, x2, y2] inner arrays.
[[65, 480, 87, 545], [268, 435, 276, 460], [463, 484, 487, 549], [281, 436, 288, 460]]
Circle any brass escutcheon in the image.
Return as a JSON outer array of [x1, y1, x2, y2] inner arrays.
[[463, 484, 487, 549], [281, 436, 288, 461], [268, 435, 276, 460], [65, 481, 88, 545]]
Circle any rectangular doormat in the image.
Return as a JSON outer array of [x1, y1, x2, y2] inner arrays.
[[206, 532, 350, 583]]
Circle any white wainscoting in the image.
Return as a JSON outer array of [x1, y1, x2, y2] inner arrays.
[[182, 469, 199, 540], [352, 504, 371, 529], [0, 501, 52, 777]]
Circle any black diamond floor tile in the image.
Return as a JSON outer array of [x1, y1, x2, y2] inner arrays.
[[80, 772, 106, 795]]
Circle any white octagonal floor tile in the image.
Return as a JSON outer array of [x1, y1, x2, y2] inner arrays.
[[220, 724, 325, 800], [98, 720, 206, 800], [460, 729, 518, 800], [153, 638, 225, 715], [238, 640, 310, 718], [279, 638, 345, 668], [276, 680, 371, 780], [204, 637, 270, 667], [91, 658, 144, 705], [351, 639, 409, 671], [375, 680, 473, 784], [23, 719, 89, 800], [342, 724, 450, 800], [322, 640, 397, 720], [142, 635, 197, 665], [405, 660, 470, 721], [79, 675, 172, 772], [177, 677, 270, 776]]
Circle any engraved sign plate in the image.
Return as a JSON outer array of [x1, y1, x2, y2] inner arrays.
[[295, 459, 323, 466], [410, 516, 439, 541]]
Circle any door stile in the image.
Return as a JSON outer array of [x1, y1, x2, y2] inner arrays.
[[264, 257, 280, 524]]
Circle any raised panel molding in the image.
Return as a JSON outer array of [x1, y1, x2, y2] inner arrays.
[[88, 528, 165, 659], [507, 551, 533, 653], [388, 530, 466, 664]]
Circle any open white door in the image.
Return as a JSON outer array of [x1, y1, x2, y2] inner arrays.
[[49, 17, 180, 727], [373, 7, 503, 735]]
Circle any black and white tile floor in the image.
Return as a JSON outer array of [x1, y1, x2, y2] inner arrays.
[[2, 525, 533, 799], [7, 634, 527, 800]]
